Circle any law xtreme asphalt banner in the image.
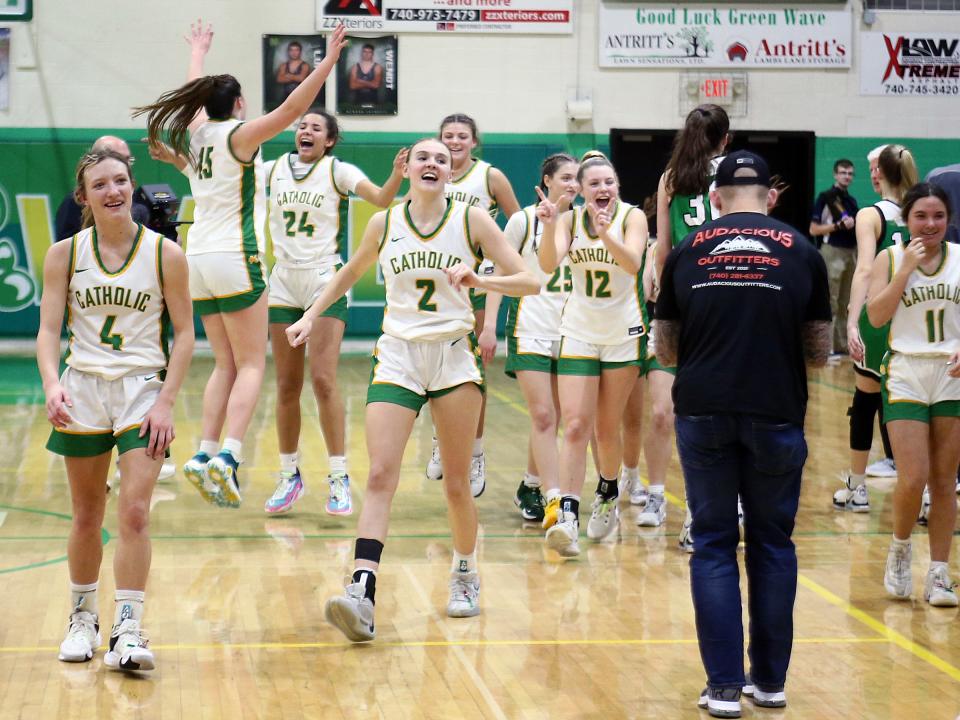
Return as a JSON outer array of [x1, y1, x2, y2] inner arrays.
[[316, 0, 573, 34], [860, 32, 960, 96]]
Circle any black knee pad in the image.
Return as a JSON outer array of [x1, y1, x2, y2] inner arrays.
[[848, 389, 881, 452]]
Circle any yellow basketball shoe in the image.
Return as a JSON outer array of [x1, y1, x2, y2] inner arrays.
[[542, 496, 561, 530]]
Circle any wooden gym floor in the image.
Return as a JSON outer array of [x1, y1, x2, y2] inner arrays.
[[1, 353, 959, 719]]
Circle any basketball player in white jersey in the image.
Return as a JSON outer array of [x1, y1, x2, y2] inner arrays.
[[479, 153, 580, 523], [286, 138, 538, 641], [536, 154, 649, 556], [425, 113, 522, 495], [865, 183, 960, 607], [262, 110, 407, 516], [137, 21, 346, 508], [37, 149, 194, 672]]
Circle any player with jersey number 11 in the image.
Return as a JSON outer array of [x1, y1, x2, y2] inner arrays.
[[286, 138, 538, 642]]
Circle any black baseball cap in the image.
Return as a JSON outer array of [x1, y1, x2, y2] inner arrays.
[[715, 150, 772, 188]]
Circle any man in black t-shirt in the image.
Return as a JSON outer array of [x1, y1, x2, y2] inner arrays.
[[655, 150, 831, 717], [809, 159, 859, 354]]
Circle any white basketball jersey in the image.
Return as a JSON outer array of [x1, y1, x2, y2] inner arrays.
[[379, 200, 478, 342], [503, 205, 566, 341], [446, 160, 497, 219], [185, 119, 266, 256], [888, 242, 960, 355], [268, 154, 367, 268], [561, 201, 646, 346], [65, 226, 168, 380]]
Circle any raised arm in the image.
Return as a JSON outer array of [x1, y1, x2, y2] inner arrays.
[[140, 241, 195, 458], [535, 187, 571, 273], [445, 207, 538, 298], [231, 25, 347, 162], [286, 210, 385, 346], [354, 148, 408, 208], [37, 241, 72, 428], [489, 167, 521, 219], [185, 19, 214, 132]]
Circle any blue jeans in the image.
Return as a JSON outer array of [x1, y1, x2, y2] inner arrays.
[[675, 414, 807, 693]]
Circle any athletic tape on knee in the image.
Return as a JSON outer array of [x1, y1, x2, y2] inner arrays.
[[355, 537, 384, 565], [848, 389, 880, 452]]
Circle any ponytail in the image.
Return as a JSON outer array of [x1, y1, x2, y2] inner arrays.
[[878, 144, 919, 204], [665, 104, 730, 197], [538, 152, 576, 195], [133, 74, 242, 170]]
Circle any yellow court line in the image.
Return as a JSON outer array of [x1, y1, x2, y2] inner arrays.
[[0, 637, 887, 654], [494, 383, 960, 684]]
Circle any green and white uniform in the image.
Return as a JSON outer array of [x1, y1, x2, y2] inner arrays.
[[266, 153, 368, 324], [558, 201, 647, 376], [47, 226, 169, 457], [184, 118, 267, 315], [502, 205, 568, 377], [881, 242, 960, 422], [446, 159, 497, 311], [368, 199, 484, 411], [857, 199, 907, 379], [667, 156, 722, 248]]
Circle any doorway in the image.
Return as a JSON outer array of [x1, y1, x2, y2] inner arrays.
[[609, 128, 816, 237]]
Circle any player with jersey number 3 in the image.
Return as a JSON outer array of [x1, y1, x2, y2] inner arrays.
[[285, 138, 538, 642]]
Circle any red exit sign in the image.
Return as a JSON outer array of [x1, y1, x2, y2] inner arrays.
[[700, 76, 733, 101]]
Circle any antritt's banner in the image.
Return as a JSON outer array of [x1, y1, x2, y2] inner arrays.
[[860, 32, 960, 96], [599, 3, 851, 68]]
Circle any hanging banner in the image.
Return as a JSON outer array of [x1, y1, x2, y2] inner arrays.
[[860, 32, 960, 96], [316, 0, 573, 34], [337, 35, 398, 116], [599, 4, 851, 68], [262, 34, 327, 114]]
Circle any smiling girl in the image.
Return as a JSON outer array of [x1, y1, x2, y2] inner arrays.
[[866, 183, 960, 607], [286, 138, 537, 641], [262, 110, 406, 516], [37, 149, 194, 672], [537, 154, 649, 556]]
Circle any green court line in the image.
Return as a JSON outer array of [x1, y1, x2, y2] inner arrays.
[[0, 505, 111, 575]]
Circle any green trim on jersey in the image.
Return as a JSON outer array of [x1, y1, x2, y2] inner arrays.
[[330, 157, 347, 197], [874, 202, 906, 254], [226, 122, 257, 166], [287, 152, 323, 184], [857, 305, 888, 377], [463, 207, 482, 266], [580, 200, 620, 240], [451, 160, 481, 186], [336, 194, 349, 257], [918, 242, 949, 277], [239, 164, 260, 259], [379, 207, 392, 251], [404, 198, 454, 240], [92, 224, 144, 277]]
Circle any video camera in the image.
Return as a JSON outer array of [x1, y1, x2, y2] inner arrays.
[[135, 184, 184, 241]]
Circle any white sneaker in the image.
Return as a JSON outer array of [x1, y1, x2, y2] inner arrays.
[[884, 541, 913, 600], [586, 495, 620, 541], [104, 619, 155, 672], [637, 493, 666, 527], [678, 508, 694, 553], [742, 677, 787, 708], [447, 571, 481, 617], [470, 453, 486, 498], [425, 440, 443, 480], [545, 512, 580, 557], [917, 486, 931, 526], [925, 566, 959, 607], [832, 475, 870, 513], [325, 582, 376, 642], [628, 477, 648, 506], [866, 458, 897, 478], [58, 611, 100, 662]]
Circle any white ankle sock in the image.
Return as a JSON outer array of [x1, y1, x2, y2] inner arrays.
[[452, 550, 477, 574], [280, 452, 299, 474], [199, 440, 219, 457], [222, 438, 242, 461], [329, 455, 347, 477], [472, 438, 483, 456], [114, 589, 145, 627], [649, 484, 665, 496], [523, 473, 541, 488], [70, 581, 98, 616]]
